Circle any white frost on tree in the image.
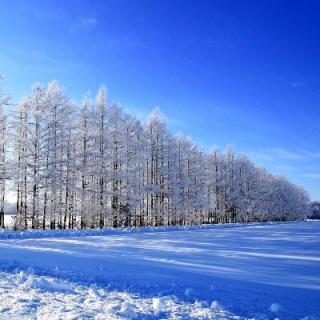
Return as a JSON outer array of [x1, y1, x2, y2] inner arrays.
[[0, 78, 311, 229]]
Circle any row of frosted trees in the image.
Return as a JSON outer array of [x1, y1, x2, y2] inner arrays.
[[0, 80, 310, 229]]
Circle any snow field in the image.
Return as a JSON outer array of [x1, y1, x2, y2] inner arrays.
[[0, 221, 319, 319], [0, 271, 243, 320]]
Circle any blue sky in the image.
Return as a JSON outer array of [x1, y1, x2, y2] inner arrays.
[[0, 0, 319, 200]]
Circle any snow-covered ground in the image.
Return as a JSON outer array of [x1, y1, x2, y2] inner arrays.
[[0, 271, 241, 320], [0, 222, 319, 319]]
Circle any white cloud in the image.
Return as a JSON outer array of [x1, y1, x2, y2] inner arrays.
[[251, 148, 320, 162], [251, 148, 303, 161], [303, 150, 320, 158], [302, 173, 320, 179], [70, 16, 97, 33], [273, 164, 295, 171], [81, 16, 97, 29]]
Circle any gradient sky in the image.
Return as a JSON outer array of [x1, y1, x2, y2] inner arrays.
[[0, 0, 319, 200]]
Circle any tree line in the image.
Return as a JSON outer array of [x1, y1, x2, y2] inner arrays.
[[0, 79, 311, 230]]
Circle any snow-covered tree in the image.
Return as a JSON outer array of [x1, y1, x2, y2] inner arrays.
[[2, 78, 311, 229], [0, 76, 9, 227]]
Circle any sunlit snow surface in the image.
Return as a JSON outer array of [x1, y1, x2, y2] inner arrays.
[[0, 222, 319, 319], [0, 271, 242, 320]]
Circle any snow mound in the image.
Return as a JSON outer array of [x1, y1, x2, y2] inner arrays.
[[25, 274, 74, 293], [211, 300, 223, 310], [152, 297, 166, 314], [270, 303, 281, 313]]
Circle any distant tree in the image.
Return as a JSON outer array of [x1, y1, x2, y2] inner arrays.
[[0, 76, 9, 228], [309, 201, 320, 219]]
